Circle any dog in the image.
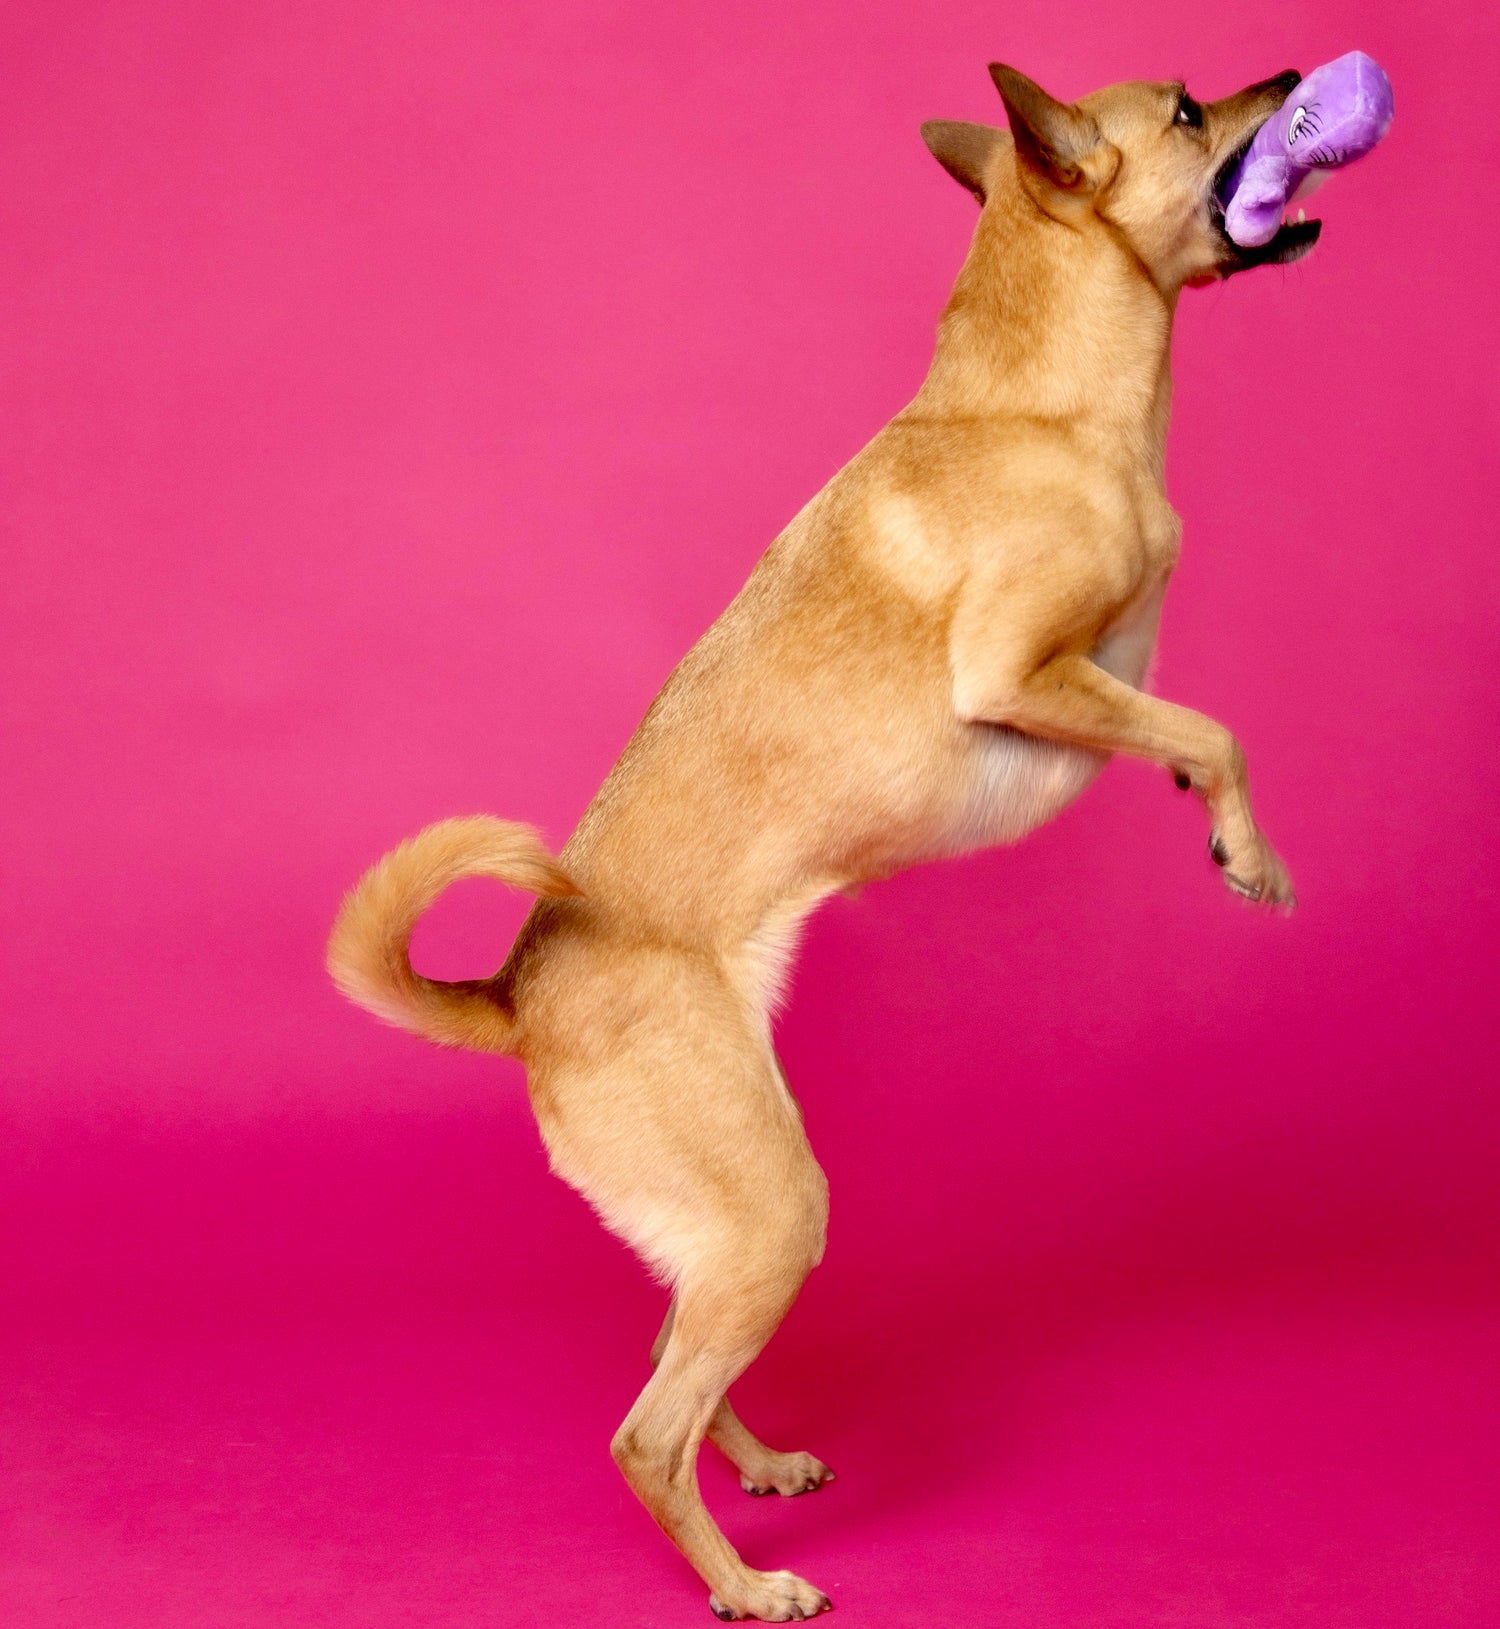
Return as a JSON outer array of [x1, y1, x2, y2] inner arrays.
[[329, 62, 1313, 1621]]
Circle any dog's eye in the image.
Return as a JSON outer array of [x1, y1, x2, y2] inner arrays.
[[1175, 94, 1203, 129]]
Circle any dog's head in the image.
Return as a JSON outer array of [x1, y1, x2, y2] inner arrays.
[[923, 65, 1319, 289]]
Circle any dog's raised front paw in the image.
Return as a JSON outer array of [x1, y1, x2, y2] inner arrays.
[[1209, 825, 1295, 910]]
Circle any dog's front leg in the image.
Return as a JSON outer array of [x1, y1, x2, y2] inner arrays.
[[951, 575, 1294, 907]]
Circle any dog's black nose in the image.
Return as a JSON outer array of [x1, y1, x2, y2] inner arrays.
[[1273, 69, 1302, 93]]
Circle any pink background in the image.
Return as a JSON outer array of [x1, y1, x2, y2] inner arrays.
[[3, 2, 1497, 1624]]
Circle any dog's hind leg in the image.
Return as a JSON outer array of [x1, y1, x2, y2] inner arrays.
[[614, 1204, 831, 1622], [531, 948, 832, 1615], [650, 1298, 834, 1499]]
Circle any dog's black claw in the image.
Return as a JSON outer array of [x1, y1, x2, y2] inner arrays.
[[1173, 770, 1192, 791], [745, 1485, 770, 1496], [711, 1606, 738, 1622], [1210, 833, 1230, 867]]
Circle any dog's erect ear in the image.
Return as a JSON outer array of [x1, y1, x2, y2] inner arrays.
[[920, 120, 1006, 203], [988, 63, 1119, 195]]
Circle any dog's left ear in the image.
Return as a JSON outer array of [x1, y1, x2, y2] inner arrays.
[[920, 120, 1006, 203], [988, 63, 1120, 196]]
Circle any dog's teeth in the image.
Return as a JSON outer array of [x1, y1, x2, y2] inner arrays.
[[1296, 208, 1306, 224]]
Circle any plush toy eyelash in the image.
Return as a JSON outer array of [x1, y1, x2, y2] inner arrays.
[[1287, 103, 1324, 145]]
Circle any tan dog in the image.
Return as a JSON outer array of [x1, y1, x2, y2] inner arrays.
[[329, 63, 1311, 1620]]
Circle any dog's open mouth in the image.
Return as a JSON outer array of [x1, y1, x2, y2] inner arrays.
[[1209, 95, 1323, 275], [1213, 200, 1323, 272]]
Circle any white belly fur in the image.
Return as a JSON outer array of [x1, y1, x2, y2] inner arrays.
[[957, 727, 1106, 848], [954, 580, 1164, 852]]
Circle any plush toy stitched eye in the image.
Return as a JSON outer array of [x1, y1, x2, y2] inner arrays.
[[1175, 93, 1203, 128], [1287, 106, 1308, 143]]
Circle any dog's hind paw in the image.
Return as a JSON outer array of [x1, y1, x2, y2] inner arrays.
[[709, 1569, 832, 1621], [739, 1450, 835, 1498]]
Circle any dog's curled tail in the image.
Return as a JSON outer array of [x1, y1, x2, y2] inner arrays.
[[327, 815, 580, 1054]]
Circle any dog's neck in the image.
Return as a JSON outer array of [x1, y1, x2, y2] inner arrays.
[[914, 168, 1176, 471]]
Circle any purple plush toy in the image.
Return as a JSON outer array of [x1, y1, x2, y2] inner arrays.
[[1219, 52, 1394, 248]]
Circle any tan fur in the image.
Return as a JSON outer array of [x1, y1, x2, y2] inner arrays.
[[327, 815, 578, 1051], [329, 64, 1306, 1619]]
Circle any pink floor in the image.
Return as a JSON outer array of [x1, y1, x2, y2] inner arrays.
[[6, 1288, 1498, 1627]]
